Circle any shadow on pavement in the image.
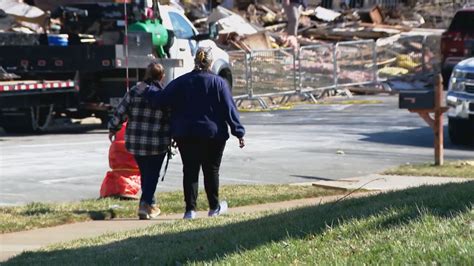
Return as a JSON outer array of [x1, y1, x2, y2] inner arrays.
[[6, 181, 473, 265], [360, 126, 474, 150]]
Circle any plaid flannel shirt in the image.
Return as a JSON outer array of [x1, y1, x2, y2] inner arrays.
[[108, 82, 171, 156]]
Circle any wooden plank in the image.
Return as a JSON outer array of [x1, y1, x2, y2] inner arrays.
[[358, 22, 412, 32]]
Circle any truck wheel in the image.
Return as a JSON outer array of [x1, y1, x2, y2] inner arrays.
[[0, 109, 35, 133], [448, 117, 472, 145], [0, 106, 53, 133]]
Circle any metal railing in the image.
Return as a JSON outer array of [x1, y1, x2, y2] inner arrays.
[[250, 48, 297, 97], [335, 40, 377, 89], [376, 34, 442, 87], [298, 44, 335, 92], [229, 36, 444, 108], [228, 50, 250, 99]]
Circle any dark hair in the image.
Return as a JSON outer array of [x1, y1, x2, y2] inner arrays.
[[144, 62, 164, 82]]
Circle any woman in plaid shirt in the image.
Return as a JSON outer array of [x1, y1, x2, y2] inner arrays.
[[108, 63, 171, 220]]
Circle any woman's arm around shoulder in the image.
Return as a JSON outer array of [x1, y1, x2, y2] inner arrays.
[[144, 80, 176, 108]]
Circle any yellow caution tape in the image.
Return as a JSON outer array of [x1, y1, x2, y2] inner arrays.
[[238, 105, 294, 112]]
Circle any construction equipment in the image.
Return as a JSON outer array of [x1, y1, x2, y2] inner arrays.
[[0, 0, 232, 133]]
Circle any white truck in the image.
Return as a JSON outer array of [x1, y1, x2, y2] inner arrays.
[[158, 5, 232, 84], [446, 57, 474, 145], [0, 2, 233, 133]]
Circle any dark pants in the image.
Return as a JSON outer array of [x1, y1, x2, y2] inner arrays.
[[176, 138, 226, 212], [134, 153, 166, 205]]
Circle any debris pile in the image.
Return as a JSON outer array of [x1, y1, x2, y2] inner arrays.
[[184, 2, 447, 91], [183, 2, 449, 52], [0, 0, 451, 92], [0, 0, 47, 33]]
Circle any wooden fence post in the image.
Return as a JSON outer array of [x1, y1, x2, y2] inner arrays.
[[434, 74, 444, 166]]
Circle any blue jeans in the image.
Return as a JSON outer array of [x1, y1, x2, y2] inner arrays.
[[134, 153, 166, 205]]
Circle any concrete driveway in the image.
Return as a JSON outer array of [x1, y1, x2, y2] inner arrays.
[[0, 95, 472, 205]]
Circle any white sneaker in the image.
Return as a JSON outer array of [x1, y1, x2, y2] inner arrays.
[[183, 210, 196, 219], [208, 201, 228, 217]]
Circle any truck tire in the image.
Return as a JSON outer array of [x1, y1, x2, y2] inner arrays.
[[0, 106, 53, 133], [448, 117, 472, 145], [0, 109, 35, 133]]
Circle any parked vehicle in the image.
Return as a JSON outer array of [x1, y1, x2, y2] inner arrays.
[[446, 57, 474, 145], [441, 8, 474, 86], [0, 1, 232, 133]]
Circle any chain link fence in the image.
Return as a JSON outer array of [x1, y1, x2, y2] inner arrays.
[[228, 50, 250, 99], [377, 35, 424, 80], [423, 34, 442, 75], [299, 44, 335, 91], [229, 35, 441, 107], [376, 33, 442, 90], [335, 40, 377, 89], [249, 48, 297, 97]]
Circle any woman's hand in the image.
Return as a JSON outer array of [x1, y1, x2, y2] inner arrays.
[[239, 138, 245, 149], [171, 139, 178, 148], [108, 132, 116, 143]]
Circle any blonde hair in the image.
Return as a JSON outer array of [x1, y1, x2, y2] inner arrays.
[[144, 62, 164, 81], [194, 47, 213, 70]]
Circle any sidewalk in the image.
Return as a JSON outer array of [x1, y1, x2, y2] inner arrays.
[[0, 174, 468, 262]]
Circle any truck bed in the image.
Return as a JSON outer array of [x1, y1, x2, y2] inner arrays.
[[0, 80, 77, 109], [0, 80, 76, 94]]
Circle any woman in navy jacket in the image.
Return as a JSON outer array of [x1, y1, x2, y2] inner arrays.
[[145, 47, 245, 219]]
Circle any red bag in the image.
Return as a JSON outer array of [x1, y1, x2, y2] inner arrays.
[[99, 169, 141, 199], [100, 122, 142, 199], [109, 140, 139, 170], [115, 122, 126, 141]]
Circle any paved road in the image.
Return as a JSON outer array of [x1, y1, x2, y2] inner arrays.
[[0, 95, 472, 205]]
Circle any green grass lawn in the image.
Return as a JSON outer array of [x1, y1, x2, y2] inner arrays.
[[5, 181, 473, 265], [0, 184, 345, 234], [383, 160, 474, 178]]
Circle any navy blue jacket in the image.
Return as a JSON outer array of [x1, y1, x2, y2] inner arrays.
[[145, 70, 245, 140]]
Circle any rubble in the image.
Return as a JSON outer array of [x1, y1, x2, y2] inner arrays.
[[183, 2, 452, 56], [208, 6, 259, 35], [0, 10, 15, 32], [0, 66, 20, 81], [0, 0, 47, 33], [357, 5, 385, 24], [181, 2, 448, 97], [303, 23, 395, 41], [0, 0, 448, 94], [312, 6, 341, 22]]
